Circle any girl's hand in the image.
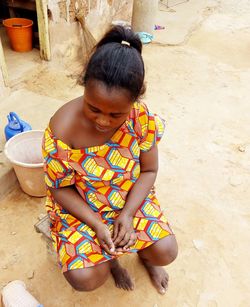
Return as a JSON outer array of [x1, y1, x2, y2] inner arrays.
[[95, 222, 117, 255], [112, 213, 137, 251]]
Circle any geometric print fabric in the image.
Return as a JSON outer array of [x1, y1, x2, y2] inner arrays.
[[42, 102, 172, 272]]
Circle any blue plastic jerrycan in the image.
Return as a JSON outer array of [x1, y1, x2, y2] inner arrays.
[[4, 112, 32, 141]]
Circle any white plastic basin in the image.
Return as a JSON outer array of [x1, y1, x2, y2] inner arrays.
[[4, 130, 46, 197]]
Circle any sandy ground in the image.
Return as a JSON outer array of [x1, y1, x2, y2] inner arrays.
[[1, 0, 250, 306]]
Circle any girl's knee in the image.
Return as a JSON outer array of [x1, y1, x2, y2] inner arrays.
[[166, 235, 178, 264], [154, 239, 178, 266], [67, 277, 96, 291], [63, 263, 110, 291], [140, 235, 178, 266]]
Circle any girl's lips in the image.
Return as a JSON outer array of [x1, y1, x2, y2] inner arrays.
[[95, 124, 111, 132]]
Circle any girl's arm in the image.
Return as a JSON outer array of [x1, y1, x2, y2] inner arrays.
[[49, 186, 103, 230], [122, 145, 158, 217], [49, 186, 117, 254], [113, 145, 158, 246]]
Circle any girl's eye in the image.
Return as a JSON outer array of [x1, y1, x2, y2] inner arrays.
[[111, 113, 123, 118], [89, 106, 100, 113]]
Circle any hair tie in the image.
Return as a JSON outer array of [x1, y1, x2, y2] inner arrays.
[[121, 40, 130, 46]]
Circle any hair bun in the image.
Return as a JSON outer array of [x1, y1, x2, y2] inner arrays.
[[83, 24, 145, 102], [96, 25, 142, 54]]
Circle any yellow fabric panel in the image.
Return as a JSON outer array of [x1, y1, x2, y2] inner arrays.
[[76, 181, 86, 190], [88, 193, 106, 209], [121, 180, 133, 191], [120, 134, 132, 147], [47, 167, 56, 180], [48, 159, 65, 173], [70, 152, 84, 162], [149, 223, 162, 238], [160, 215, 168, 223], [108, 150, 119, 165], [112, 176, 124, 185], [44, 136, 56, 153], [68, 232, 82, 244], [98, 186, 110, 195], [133, 240, 144, 250], [45, 176, 53, 187], [88, 146, 104, 153], [130, 141, 140, 157], [132, 164, 140, 178], [61, 230, 72, 238], [137, 219, 148, 231], [102, 169, 114, 181], [97, 146, 110, 157], [133, 217, 139, 228], [126, 160, 135, 172], [112, 130, 123, 143], [109, 192, 124, 208], [143, 202, 160, 218], [134, 102, 165, 152], [60, 245, 73, 265], [109, 150, 129, 169], [146, 132, 155, 143], [159, 229, 170, 239], [57, 140, 70, 150], [70, 258, 84, 270], [88, 254, 104, 263], [93, 166, 104, 177], [59, 177, 74, 187], [78, 241, 92, 254]]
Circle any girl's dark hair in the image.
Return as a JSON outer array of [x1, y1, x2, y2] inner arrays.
[[83, 25, 145, 101]]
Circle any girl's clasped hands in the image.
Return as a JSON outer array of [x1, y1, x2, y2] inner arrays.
[[95, 213, 137, 256]]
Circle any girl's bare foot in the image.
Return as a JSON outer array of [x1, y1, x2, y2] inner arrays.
[[110, 259, 134, 290], [141, 259, 169, 295]]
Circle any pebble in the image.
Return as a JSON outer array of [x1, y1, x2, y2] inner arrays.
[[11, 231, 17, 235], [193, 239, 205, 251], [2, 265, 8, 270], [229, 176, 242, 187], [27, 270, 35, 279], [238, 145, 246, 152]]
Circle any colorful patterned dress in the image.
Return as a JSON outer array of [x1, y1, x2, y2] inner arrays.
[[42, 102, 172, 272]]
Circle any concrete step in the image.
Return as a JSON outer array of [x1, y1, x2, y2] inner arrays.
[[0, 88, 65, 199], [0, 166, 17, 200]]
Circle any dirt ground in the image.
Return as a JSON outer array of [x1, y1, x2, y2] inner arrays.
[[1, 0, 250, 306]]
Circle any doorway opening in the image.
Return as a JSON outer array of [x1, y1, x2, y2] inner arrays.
[[0, 0, 48, 85]]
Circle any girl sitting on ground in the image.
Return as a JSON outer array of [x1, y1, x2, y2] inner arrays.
[[42, 25, 178, 295]]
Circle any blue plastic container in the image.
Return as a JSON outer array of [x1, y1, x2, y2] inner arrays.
[[4, 112, 32, 141]]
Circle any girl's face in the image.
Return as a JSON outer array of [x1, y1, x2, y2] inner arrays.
[[83, 80, 132, 133]]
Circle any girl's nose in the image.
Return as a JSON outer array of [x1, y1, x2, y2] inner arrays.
[[96, 115, 110, 126]]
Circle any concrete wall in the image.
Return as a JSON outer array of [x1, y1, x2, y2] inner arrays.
[[0, 71, 7, 98], [0, 38, 9, 98], [47, 0, 133, 65]]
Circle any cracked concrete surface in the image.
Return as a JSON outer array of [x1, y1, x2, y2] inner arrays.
[[155, 0, 220, 45]]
